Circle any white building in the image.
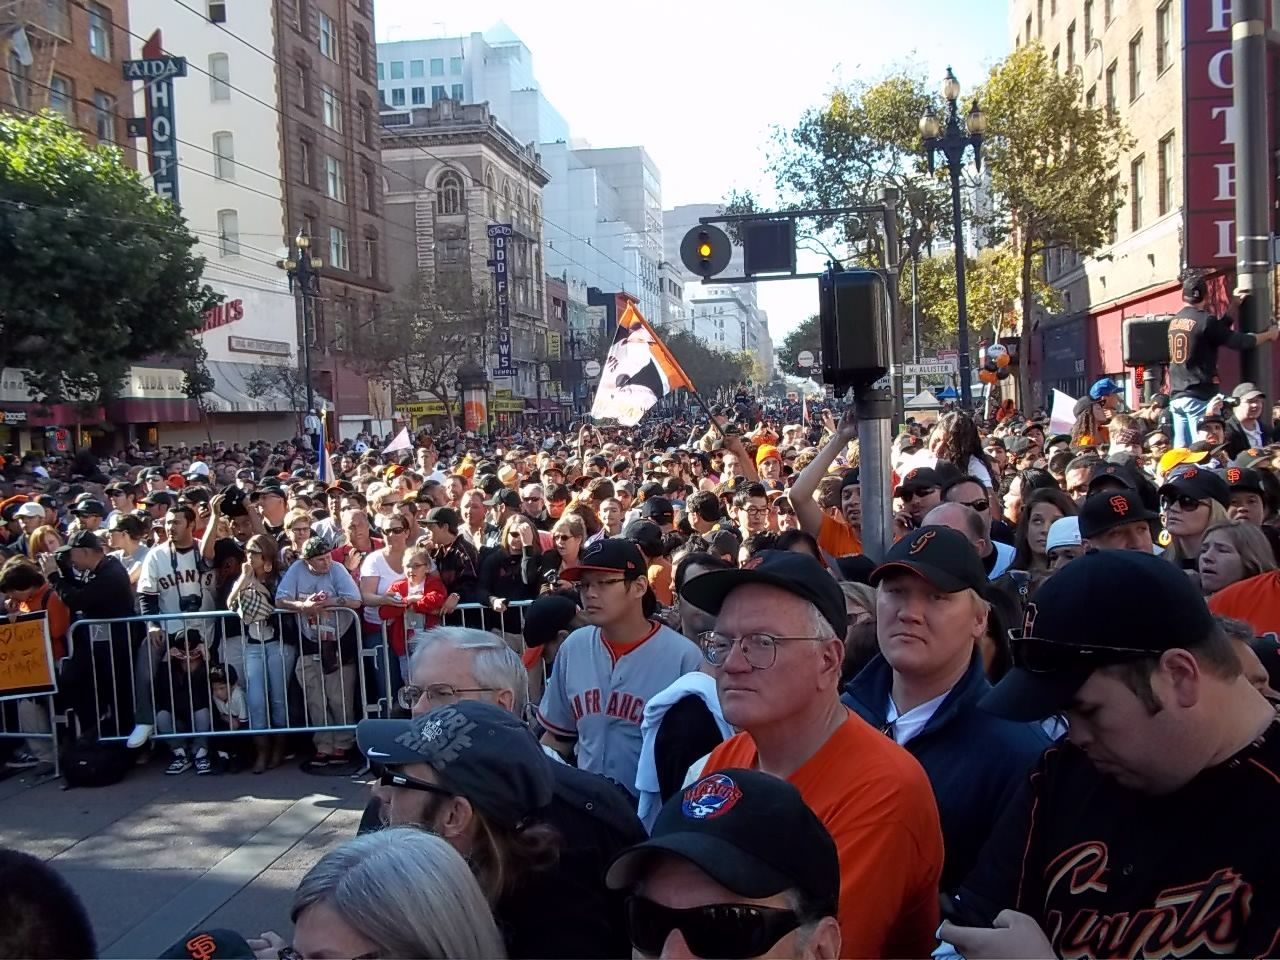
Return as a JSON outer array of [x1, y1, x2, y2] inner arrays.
[[375, 23, 568, 146], [542, 143, 663, 324]]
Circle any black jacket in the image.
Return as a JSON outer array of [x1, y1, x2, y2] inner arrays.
[[48, 554, 136, 622], [842, 650, 1051, 893], [1225, 414, 1274, 459]]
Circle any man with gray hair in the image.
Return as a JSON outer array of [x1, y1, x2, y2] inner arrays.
[[679, 550, 944, 958]]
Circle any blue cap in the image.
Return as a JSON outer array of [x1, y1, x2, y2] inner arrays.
[[1089, 377, 1121, 400]]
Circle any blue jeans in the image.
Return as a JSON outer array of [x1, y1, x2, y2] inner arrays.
[[1170, 395, 1208, 448], [243, 641, 297, 729]]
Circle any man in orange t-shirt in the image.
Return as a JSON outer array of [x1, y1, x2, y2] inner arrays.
[[682, 550, 944, 959], [1208, 569, 1280, 635]]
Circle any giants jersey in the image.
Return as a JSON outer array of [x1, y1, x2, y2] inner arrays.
[[955, 722, 1280, 958], [537, 622, 702, 794]]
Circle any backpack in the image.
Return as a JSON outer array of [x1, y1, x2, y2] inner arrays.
[[61, 738, 133, 789]]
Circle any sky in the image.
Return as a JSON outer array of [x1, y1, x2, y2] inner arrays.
[[374, 0, 1012, 345]]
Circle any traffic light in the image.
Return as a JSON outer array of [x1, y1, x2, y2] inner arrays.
[[680, 224, 731, 279]]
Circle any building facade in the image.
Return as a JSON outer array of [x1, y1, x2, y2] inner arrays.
[[375, 24, 568, 146], [1011, 0, 1275, 405], [380, 100, 550, 427]]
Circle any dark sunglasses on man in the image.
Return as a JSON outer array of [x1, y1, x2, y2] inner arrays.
[[626, 896, 806, 959]]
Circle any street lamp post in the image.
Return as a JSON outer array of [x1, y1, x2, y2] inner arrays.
[[277, 230, 323, 415], [920, 67, 986, 409]]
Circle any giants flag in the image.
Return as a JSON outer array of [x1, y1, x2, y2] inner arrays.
[[589, 305, 694, 426]]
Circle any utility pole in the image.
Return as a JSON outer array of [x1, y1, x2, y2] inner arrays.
[[1233, 0, 1276, 390], [278, 230, 322, 416]]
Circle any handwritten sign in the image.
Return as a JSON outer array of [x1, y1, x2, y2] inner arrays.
[[0, 614, 56, 701]]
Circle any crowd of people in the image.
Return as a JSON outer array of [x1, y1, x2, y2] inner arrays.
[[6, 275, 1280, 957]]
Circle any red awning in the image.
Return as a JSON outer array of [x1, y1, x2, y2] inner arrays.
[[104, 398, 202, 423]]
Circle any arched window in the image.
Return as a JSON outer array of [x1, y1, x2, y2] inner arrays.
[[437, 170, 463, 215], [531, 199, 541, 230], [484, 168, 496, 219]]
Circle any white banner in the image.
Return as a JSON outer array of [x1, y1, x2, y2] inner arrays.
[[383, 427, 412, 454], [1049, 389, 1077, 437]]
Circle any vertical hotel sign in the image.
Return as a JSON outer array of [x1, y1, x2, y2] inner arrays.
[[123, 31, 186, 206], [1182, 0, 1275, 269], [488, 223, 514, 378]]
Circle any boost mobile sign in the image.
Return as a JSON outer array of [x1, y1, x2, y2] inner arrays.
[[123, 31, 187, 206]]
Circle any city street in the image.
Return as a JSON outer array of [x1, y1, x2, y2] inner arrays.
[[0, 761, 368, 957]]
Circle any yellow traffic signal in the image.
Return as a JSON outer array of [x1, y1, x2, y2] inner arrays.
[[697, 241, 713, 258]]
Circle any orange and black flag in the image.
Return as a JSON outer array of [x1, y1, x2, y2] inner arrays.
[[590, 304, 695, 425]]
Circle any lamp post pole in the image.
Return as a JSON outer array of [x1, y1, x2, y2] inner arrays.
[[921, 67, 986, 410], [278, 230, 323, 415]]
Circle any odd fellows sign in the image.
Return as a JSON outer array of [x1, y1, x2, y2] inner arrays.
[[122, 31, 187, 205], [1182, 0, 1275, 269]]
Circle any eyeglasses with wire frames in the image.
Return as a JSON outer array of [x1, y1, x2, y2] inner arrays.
[[698, 631, 827, 670], [395, 681, 498, 711], [377, 767, 456, 798], [1011, 632, 1164, 673]]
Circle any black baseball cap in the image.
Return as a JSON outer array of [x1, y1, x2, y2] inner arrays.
[[981, 550, 1216, 722], [67, 530, 105, 551], [521, 593, 580, 667], [623, 518, 664, 552], [103, 481, 135, 496], [1159, 464, 1230, 507], [1077, 490, 1158, 539], [1224, 465, 1266, 497], [158, 929, 256, 960], [71, 499, 106, 517], [560, 538, 646, 581], [143, 490, 176, 507], [356, 702, 554, 829], [639, 496, 674, 524], [869, 525, 988, 594], [1233, 448, 1270, 469], [484, 488, 521, 510], [424, 506, 460, 529], [108, 514, 145, 537], [605, 768, 839, 916], [894, 466, 943, 497], [1007, 437, 1033, 456], [680, 549, 846, 638], [1087, 460, 1137, 492]]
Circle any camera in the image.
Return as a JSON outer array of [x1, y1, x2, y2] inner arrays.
[[178, 594, 203, 613]]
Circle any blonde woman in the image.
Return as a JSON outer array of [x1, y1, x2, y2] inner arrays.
[[1159, 469, 1232, 571], [1198, 520, 1278, 596]]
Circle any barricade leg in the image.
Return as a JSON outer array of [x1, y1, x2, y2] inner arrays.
[[16, 699, 55, 763]]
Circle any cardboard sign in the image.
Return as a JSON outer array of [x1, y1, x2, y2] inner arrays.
[[0, 613, 56, 702]]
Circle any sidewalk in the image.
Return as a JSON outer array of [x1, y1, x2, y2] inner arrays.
[[0, 758, 368, 958]]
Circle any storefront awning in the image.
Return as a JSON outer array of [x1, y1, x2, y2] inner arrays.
[[201, 361, 331, 415]]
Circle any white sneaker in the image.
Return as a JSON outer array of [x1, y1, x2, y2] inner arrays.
[[126, 724, 155, 749]]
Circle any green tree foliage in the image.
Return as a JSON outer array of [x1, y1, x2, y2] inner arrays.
[[0, 113, 218, 403], [978, 43, 1131, 400], [657, 327, 753, 400], [775, 314, 821, 374]]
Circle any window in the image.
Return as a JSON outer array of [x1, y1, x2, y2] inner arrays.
[[1105, 60, 1117, 112], [450, 56, 462, 74], [296, 64, 309, 109], [322, 84, 342, 130], [1025, 14, 1033, 44], [49, 74, 72, 118], [390, 87, 405, 107], [87, 2, 111, 59], [329, 225, 349, 269], [389, 60, 404, 80], [411, 86, 425, 105], [93, 91, 114, 142], [1086, 85, 1097, 110], [299, 139, 312, 186], [1156, 2, 1172, 74], [318, 12, 338, 61], [437, 170, 463, 214], [295, 0, 308, 34], [208, 0, 227, 23], [1128, 32, 1143, 101], [303, 216, 315, 241], [45, 0, 71, 37], [376, 62, 384, 80], [1036, 0, 1044, 35], [325, 156, 345, 202], [209, 53, 231, 101], [363, 168, 376, 211], [354, 33, 368, 79], [1084, 0, 1093, 43], [217, 209, 240, 256], [364, 237, 378, 278], [1050, 0, 1057, 13], [212, 131, 235, 179], [359, 103, 372, 145], [438, 238, 465, 263], [431, 84, 445, 103], [409, 59, 424, 78], [451, 84, 463, 101], [1104, 0, 1113, 25], [1066, 21, 1076, 71], [1158, 132, 1175, 215], [1130, 155, 1145, 230], [7, 52, 30, 108], [1052, 45, 1060, 71], [430, 58, 444, 76]]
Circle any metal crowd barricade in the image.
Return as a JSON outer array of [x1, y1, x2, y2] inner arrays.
[[0, 619, 70, 777], [74, 607, 370, 744]]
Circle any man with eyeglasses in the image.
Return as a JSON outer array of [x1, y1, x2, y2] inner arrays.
[[940, 475, 1015, 580], [732, 483, 771, 539], [680, 550, 944, 959], [535, 539, 702, 791], [942, 550, 1280, 959], [843, 526, 1049, 894], [605, 768, 842, 960], [520, 482, 552, 531]]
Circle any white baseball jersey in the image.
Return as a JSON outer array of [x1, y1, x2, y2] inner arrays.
[[536, 622, 702, 794]]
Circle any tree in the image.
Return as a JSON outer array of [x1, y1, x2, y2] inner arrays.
[[0, 113, 218, 403], [978, 43, 1131, 401], [181, 340, 217, 447], [244, 358, 310, 431], [349, 271, 496, 431], [776, 314, 821, 374], [657, 327, 753, 401]]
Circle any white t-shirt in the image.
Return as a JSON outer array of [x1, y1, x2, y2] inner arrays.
[[883, 691, 949, 746], [214, 686, 249, 723], [359, 549, 403, 625]]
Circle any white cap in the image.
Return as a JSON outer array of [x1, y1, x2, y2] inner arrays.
[[1045, 516, 1081, 553], [15, 502, 44, 519], [186, 461, 210, 478]]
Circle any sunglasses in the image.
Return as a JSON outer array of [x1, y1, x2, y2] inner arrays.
[[1014, 634, 1163, 673], [626, 896, 803, 959], [378, 768, 455, 797], [898, 487, 937, 501], [385, 525, 408, 534], [1162, 494, 1205, 512], [957, 498, 990, 512]]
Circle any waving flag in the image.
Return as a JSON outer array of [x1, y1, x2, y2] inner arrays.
[[590, 304, 694, 425]]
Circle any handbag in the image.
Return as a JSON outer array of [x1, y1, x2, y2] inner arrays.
[[231, 581, 274, 626]]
